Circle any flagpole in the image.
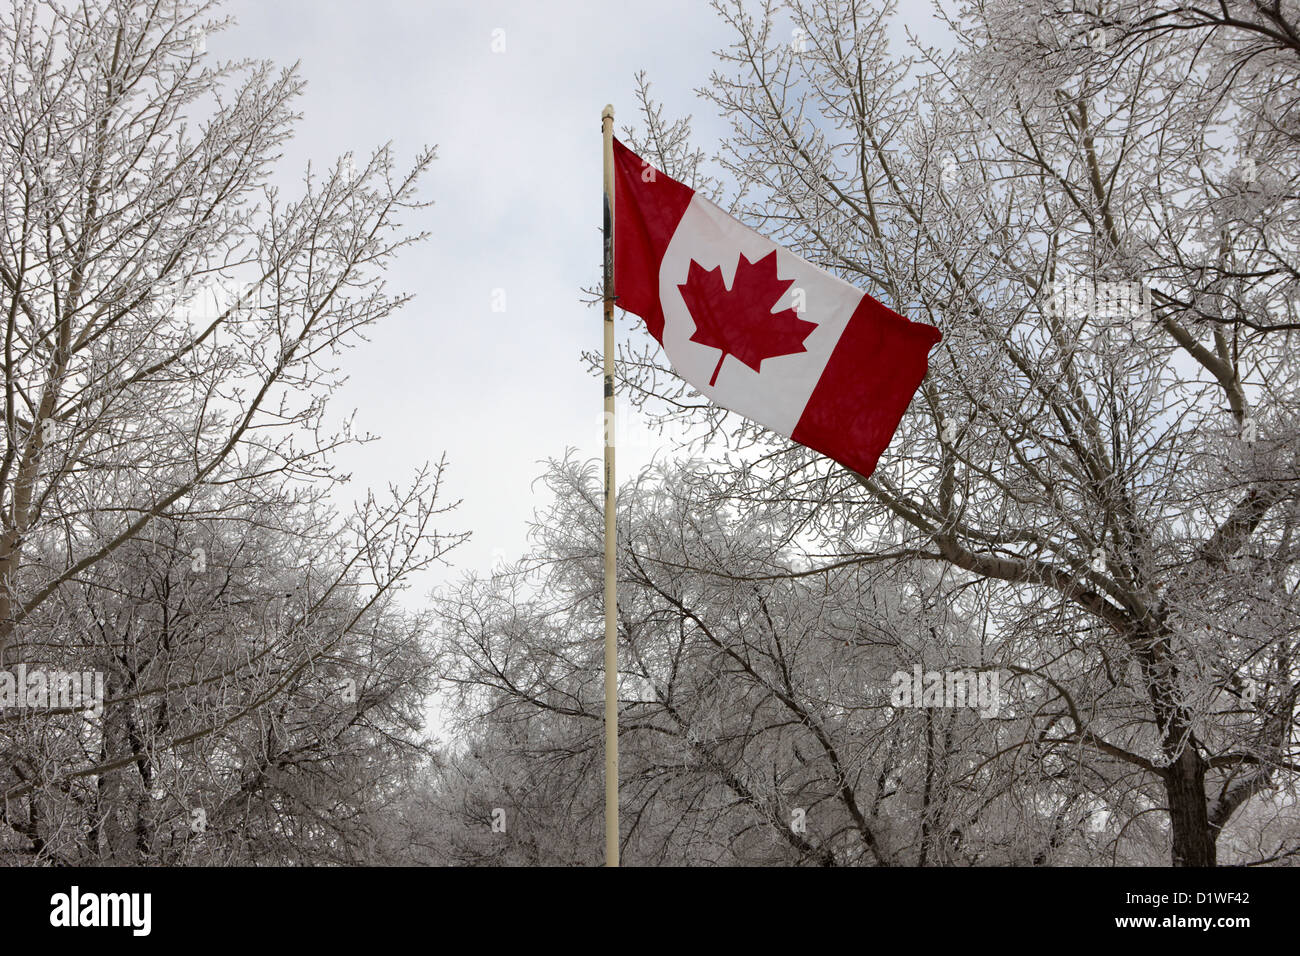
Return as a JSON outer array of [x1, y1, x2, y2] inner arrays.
[[600, 103, 619, 868]]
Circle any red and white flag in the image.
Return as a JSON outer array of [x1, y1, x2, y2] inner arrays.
[[612, 139, 941, 479]]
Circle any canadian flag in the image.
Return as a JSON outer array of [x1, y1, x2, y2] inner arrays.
[[612, 139, 941, 479]]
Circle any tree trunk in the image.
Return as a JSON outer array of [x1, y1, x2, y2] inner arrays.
[[1165, 748, 1216, 866]]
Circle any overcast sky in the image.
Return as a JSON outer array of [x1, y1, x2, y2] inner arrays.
[[215, 0, 951, 598]]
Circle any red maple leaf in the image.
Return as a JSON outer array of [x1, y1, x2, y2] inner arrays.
[[678, 250, 818, 386]]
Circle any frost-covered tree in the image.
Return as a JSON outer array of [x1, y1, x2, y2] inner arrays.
[[605, 0, 1300, 865], [430, 457, 1049, 866], [0, 0, 458, 863]]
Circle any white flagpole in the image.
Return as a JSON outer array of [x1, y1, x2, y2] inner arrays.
[[600, 104, 619, 868]]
